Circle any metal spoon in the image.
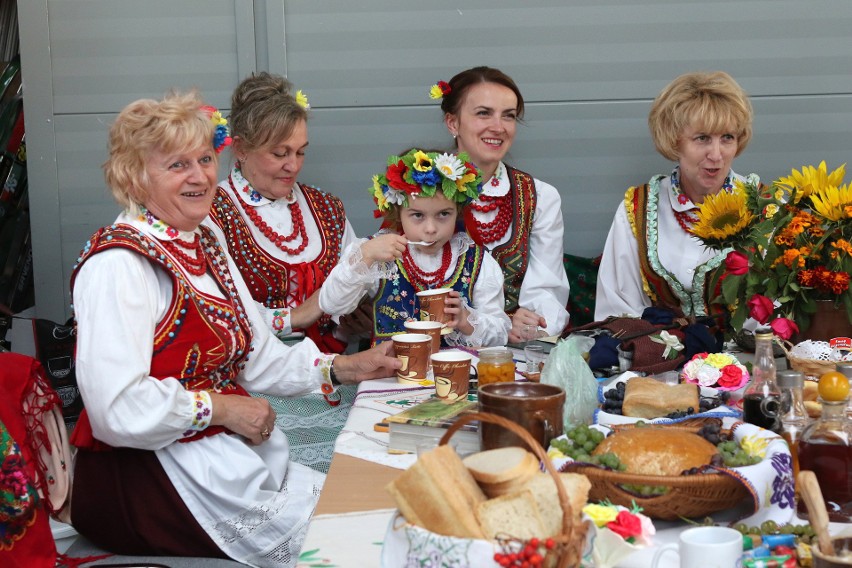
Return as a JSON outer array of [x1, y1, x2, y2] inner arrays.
[[407, 240, 436, 246]]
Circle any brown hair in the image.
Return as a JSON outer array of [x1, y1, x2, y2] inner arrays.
[[103, 90, 216, 210], [440, 66, 525, 120], [648, 71, 753, 161], [229, 72, 307, 153]]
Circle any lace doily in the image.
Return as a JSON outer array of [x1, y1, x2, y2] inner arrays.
[[790, 340, 852, 362]]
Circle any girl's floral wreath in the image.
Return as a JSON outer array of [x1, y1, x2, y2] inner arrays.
[[429, 80, 451, 100], [201, 105, 232, 154], [682, 351, 750, 391], [369, 148, 483, 215]]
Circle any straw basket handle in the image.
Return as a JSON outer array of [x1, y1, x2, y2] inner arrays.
[[440, 411, 583, 568]]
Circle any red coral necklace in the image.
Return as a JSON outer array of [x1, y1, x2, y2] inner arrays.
[[401, 242, 452, 291], [673, 209, 700, 234], [163, 233, 207, 276], [230, 177, 309, 255], [467, 192, 513, 243]]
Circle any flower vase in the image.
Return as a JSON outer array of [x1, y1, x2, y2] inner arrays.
[[792, 300, 852, 343]]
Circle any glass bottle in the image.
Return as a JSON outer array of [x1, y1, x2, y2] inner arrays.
[[777, 369, 809, 482], [476, 348, 516, 386], [797, 371, 851, 522], [742, 330, 783, 433], [838, 362, 852, 418]]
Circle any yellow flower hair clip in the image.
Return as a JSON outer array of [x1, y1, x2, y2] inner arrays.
[[295, 89, 310, 109], [429, 81, 451, 100]]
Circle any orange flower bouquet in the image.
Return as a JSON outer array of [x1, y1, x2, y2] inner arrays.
[[693, 162, 852, 340]]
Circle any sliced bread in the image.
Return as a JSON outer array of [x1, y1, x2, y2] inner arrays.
[[386, 444, 486, 539], [476, 490, 546, 541], [523, 472, 591, 537], [463, 446, 538, 484]]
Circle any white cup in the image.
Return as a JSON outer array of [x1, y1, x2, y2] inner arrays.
[[651, 526, 743, 568]]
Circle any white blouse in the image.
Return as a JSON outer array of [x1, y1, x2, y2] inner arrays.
[[74, 211, 334, 567], [471, 162, 570, 335], [318, 231, 511, 347]]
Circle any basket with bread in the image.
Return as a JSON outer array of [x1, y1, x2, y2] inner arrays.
[[382, 412, 591, 568], [549, 419, 795, 524]]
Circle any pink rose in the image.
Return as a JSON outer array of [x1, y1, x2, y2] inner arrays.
[[724, 251, 749, 276], [747, 294, 774, 324], [717, 365, 745, 390], [770, 317, 799, 341]]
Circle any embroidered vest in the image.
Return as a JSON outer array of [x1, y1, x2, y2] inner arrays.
[[69, 224, 253, 451], [209, 181, 347, 352], [480, 166, 536, 315], [372, 242, 484, 345]]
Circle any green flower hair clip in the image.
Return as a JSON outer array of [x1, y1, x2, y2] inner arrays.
[[369, 149, 483, 215]]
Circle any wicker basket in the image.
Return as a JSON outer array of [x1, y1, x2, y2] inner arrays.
[[778, 340, 838, 378], [441, 412, 589, 568], [561, 422, 749, 521]]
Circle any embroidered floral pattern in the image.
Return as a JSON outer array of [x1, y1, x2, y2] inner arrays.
[[769, 453, 795, 509], [139, 207, 180, 238], [314, 355, 340, 406], [182, 391, 212, 437], [0, 424, 39, 549]]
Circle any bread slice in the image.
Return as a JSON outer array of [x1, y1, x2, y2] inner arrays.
[[386, 444, 486, 539], [478, 460, 541, 498], [523, 472, 591, 537], [622, 376, 699, 419], [463, 447, 537, 484], [476, 490, 546, 540]]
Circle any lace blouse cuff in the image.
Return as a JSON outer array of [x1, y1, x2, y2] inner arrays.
[[343, 240, 398, 283], [444, 298, 481, 348], [314, 354, 342, 406]]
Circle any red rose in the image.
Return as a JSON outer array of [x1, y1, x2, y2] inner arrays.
[[747, 294, 774, 324], [385, 160, 421, 194], [607, 510, 642, 540], [717, 365, 745, 389], [770, 317, 799, 341], [724, 251, 749, 276]]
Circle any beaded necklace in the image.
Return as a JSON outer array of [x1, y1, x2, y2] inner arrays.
[[139, 208, 207, 275], [401, 242, 452, 291], [467, 192, 513, 243], [229, 175, 309, 255]]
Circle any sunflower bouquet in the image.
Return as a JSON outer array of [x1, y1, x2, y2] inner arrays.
[[692, 162, 852, 339]]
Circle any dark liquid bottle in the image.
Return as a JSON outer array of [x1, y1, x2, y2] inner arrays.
[[742, 331, 782, 433]]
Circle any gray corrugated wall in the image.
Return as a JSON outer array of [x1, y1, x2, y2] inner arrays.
[[17, 0, 852, 320]]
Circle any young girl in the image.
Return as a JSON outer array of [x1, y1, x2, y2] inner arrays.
[[319, 148, 510, 347]]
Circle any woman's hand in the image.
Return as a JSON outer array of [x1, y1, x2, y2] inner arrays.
[[209, 393, 277, 445], [442, 290, 473, 335], [332, 341, 401, 383], [508, 308, 547, 344], [360, 234, 407, 266]]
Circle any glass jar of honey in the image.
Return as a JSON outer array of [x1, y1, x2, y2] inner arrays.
[[477, 348, 516, 386]]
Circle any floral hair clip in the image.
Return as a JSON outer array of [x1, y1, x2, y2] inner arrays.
[[295, 89, 310, 109], [201, 105, 232, 154], [369, 148, 482, 215], [429, 81, 451, 100]]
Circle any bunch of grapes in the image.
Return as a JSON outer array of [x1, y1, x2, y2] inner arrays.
[[663, 406, 696, 419], [697, 422, 729, 445], [717, 440, 762, 467], [551, 425, 626, 471], [601, 381, 625, 414], [732, 521, 817, 545]]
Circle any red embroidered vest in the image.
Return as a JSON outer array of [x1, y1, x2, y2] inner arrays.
[[209, 182, 347, 353], [470, 166, 536, 315], [69, 224, 253, 451]]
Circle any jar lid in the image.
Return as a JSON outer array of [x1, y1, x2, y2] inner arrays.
[[776, 369, 804, 389], [477, 347, 512, 361]]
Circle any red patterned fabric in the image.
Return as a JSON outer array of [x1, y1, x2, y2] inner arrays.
[[69, 224, 253, 451], [209, 182, 347, 353]]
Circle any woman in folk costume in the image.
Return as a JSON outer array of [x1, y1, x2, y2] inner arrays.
[[206, 72, 360, 354], [436, 66, 570, 343], [595, 71, 760, 321], [319, 148, 511, 347], [69, 91, 399, 566]]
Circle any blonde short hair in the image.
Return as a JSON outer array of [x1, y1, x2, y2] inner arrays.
[[648, 71, 753, 161], [103, 90, 217, 210]]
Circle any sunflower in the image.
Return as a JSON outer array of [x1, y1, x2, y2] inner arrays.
[[691, 188, 754, 246], [775, 161, 846, 201], [810, 183, 852, 222]]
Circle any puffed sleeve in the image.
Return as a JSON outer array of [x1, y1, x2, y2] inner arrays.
[[445, 251, 511, 348], [518, 179, 570, 335], [318, 238, 387, 316], [594, 203, 650, 319]]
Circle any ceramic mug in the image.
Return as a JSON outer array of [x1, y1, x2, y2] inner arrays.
[[478, 382, 565, 452], [651, 526, 743, 568], [416, 288, 452, 333], [431, 350, 472, 403], [391, 333, 432, 384]]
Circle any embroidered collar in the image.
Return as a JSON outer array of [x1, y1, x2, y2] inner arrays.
[[479, 161, 510, 198], [230, 164, 299, 207], [667, 166, 733, 212], [132, 207, 199, 242]]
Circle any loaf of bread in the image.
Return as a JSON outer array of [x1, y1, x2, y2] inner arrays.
[[476, 490, 546, 540], [523, 472, 591, 537], [621, 376, 699, 418], [386, 444, 486, 538], [593, 428, 718, 476]]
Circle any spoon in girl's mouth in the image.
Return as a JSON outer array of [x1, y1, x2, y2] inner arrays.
[[407, 240, 436, 246]]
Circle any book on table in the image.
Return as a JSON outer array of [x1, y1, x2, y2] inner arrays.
[[384, 394, 480, 455]]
